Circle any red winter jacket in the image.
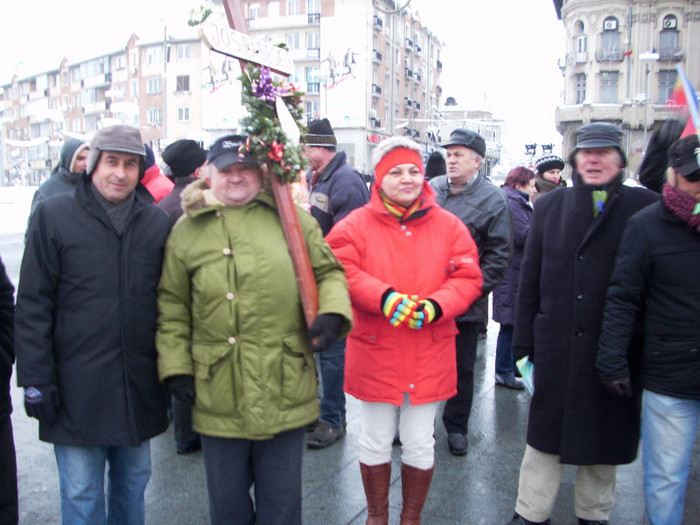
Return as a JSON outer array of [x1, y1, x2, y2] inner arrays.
[[142, 165, 174, 204], [327, 182, 482, 406]]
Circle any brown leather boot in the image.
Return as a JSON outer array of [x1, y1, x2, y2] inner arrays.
[[360, 462, 391, 525], [399, 463, 434, 525]]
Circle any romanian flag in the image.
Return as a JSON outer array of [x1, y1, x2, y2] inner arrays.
[[666, 64, 700, 137]]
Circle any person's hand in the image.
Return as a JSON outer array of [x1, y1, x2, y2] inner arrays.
[[407, 299, 442, 329], [166, 375, 196, 405], [308, 314, 343, 352], [24, 384, 60, 424], [601, 376, 632, 398], [381, 290, 419, 327]]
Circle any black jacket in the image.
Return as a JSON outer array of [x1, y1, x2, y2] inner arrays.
[[514, 175, 658, 464], [157, 176, 197, 228], [307, 151, 369, 236], [0, 257, 14, 421], [597, 201, 700, 400], [16, 177, 171, 446], [430, 174, 512, 323]]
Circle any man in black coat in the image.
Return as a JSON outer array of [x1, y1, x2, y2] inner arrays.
[[505, 123, 658, 525], [301, 118, 369, 449], [15, 125, 171, 525], [0, 256, 17, 525], [597, 134, 700, 525]]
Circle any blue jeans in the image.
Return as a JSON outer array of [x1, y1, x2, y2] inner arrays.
[[315, 338, 346, 428], [642, 390, 700, 525], [54, 442, 151, 525], [495, 323, 516, 379]]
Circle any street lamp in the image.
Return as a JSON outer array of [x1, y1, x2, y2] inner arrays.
[[639, 51, 659, 147]]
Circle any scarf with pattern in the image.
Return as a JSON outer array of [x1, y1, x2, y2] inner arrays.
[[662, 183, 700, 232]]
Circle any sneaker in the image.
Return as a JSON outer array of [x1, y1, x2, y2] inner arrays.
[[447, 432, 468, 456], [176, 438, 201, 455], [306, 422, 345, 449], [495, 374, 525, 390]]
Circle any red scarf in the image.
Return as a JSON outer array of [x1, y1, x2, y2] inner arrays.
[[662, 183, 700, 232]]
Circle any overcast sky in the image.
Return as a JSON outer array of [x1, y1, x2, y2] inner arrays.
[[0, 0, 566, 159]]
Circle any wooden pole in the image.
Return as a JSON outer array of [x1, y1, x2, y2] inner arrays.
[[223, 0, 319, 328]]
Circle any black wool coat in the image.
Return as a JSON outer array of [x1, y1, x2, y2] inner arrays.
[[513, 175, 658, 465], [0, 257, 14, 421], [16, 177, 171, 446]]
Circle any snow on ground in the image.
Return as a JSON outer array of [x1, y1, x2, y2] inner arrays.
[[0, 186, 35, 235]]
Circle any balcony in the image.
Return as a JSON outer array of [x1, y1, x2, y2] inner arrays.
[[405, 67, 413, 79], [414, 72, 422, 83], [412, 129, 420, 139], [413, 101, 421, 112], [372, 50, 382, 63], [658, 47, 684, 61], [404, 97, 412, 109], [373, 16, 383, 31], [436, 60, 442, 71], [82, 100, 107, 115], [306, 82, 320, 94], [307, 13, 320, 24], [82, 72, 112, 88], [370, 117, 381, 129], [405, 38, 413, 51], [372, 84, 382, 97], [576, 52, 588, 64], [415, 44, 422, 56], [596, 49, 624, 62]]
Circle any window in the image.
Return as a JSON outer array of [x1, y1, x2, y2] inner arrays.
[[62, 71, 69, 86], [176, 75, 190, 92], [145, 46, 163, 65], [147, 108, 162, 124], [305, 100, 319, 121], [659, 16, 679, 59], [600, 17, 621, 61], [268, 1, 280, 16], [307, 0, 319, 13], [575, 73, 586, 104], [177, 106, 190, 122], [71, 68, 80, 83], [286, 32, 300, 49], [600, 71, 618, 103], [248, 2, 260, 19], [130, 79, 139, 97], [306, 31, 319, 49], [177, 44, 190, 60], [146, 77, 162, 94], [305, 66, 319, 93], [287, 0, 299, 15], [659, 69, 677, 103]]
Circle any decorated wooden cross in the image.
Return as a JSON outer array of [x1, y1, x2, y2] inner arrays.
[[198, 0, 319, 328]]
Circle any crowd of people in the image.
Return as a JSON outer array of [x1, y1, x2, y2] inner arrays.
[[0, 115, 697, 525]]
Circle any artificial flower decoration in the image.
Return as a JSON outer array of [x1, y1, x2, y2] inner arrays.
[[239, 63, 308, 183]]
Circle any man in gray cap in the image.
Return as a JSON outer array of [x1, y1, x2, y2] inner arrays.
[[15, 124, 171, 525], [429, 128, 513, 456], [503, 123, 658, 525]]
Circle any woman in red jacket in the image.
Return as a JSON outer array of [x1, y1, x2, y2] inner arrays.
[[327, 137, 482, 525]]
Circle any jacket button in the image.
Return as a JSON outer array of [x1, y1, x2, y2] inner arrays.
[[405, 231, 412, 237], [576, 293, 583, 300], [575, 330, 582, 337], [690, 348, 698, 354], [576, 254, 583, 261], [223, 248, 232, 256], [228, 337, 237, 345], [409, 384, 415, 389], [226, 292, 235, 301], [215, 211, 222, 217]]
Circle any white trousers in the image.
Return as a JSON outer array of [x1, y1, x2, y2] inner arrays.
[[515, 445, 617, 522], [358, 394, 439, 470]]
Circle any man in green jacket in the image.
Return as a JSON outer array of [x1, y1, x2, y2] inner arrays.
[[156, 134, 352, 525]]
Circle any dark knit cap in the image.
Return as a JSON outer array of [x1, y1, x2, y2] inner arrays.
[[162, 139, 208, 178], [534, 155, 565, 175], [440, 128, 486, 158], [668, 134, 700, 181], [86, 125, 146, 176], [424, 151, 446, 179], [301, 118, 337, 147]]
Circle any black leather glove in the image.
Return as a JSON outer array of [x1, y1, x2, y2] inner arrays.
[[166, 375, 196, 405], [308, 313, 343, 352], [24, 384, 60, 424], [638, 118, 686, 193], [601, 376, 632, 398]]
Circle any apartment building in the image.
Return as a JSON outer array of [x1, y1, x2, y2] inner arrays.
[[554, 0, 700, 174]]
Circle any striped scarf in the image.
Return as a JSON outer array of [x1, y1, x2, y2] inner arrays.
[[381, 193, 423, 222]]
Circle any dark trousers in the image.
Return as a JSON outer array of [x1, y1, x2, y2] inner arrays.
[[0, 416, 18, 525], [172, 396, 199, 446], [442, 321, 479, 435], [201, 427, 305, 525]]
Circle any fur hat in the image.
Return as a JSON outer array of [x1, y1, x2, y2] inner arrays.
[[162, 139, 208, 178], [534, 155, 565, 175], [86, 125, 146, 176], [300, 118, 337, 147]]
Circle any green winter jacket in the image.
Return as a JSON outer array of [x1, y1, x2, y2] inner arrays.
[[156, 180, 352, 440]]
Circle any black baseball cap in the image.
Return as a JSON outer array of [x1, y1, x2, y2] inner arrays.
[[668, 134, 700, 182], [207, 135, 259, 169]]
